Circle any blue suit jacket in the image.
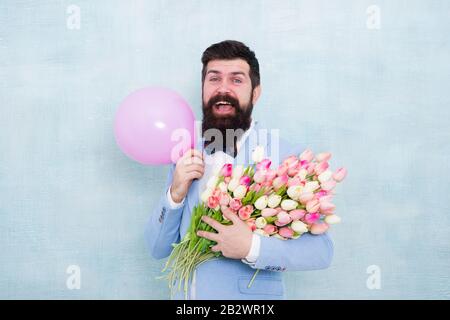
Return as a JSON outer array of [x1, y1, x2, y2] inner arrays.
[[145, 121, 334, 299]]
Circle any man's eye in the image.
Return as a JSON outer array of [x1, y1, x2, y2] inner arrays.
[[210, 78, 219, 82], [233, 79, 242, 84]]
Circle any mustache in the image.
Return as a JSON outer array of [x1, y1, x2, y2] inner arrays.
[[205, 94, 241, 110]]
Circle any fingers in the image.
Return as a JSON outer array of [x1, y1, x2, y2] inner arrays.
[[186, 171, 203, 181], [222, 209, 241, 224], [181, 149, 204, 165], [211, 245, 221, 252], [197, 230, 220, 242], [201, 216, 224, 232], [185, 164, 205, 174]]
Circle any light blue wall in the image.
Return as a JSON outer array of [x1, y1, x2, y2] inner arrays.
[[1, 0, 449, 299]]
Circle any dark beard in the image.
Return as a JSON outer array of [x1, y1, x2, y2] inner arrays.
[[202, 93, 253, 157]]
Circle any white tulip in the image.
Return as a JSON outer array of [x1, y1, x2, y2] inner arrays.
[[232, 165, 244, 179], [200, 188, 213, 203], [324, 215, 341, 224], [218, 182, 228, 193], [255, 217, 267, 229], [233, 185, 247, 199], [267, 194, 282, 208], [254, 195, 269, 210], [297, 169, 308, 180], [318, 170, 333, 184], [281, 199, 299, 211], [287, 185, 303, 200], [206, 175, 219, 189], [252, 145, 265, 163], [227, 178, 240, 192], [303, 181, 320, 193], [291, 220, 309, 234]]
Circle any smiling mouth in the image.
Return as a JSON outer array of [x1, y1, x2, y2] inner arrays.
[[214, 101, 235, 115]]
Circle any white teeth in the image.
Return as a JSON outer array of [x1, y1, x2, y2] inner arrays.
[[216, 101, 231, 105]]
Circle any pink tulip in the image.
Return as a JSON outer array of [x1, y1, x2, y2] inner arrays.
[[304, 212, 321, 224], [221, 164, 232, 177], [261, 181, 273, 188], [256, 159, 272, 171], [279, 227, 294, 239], [212, 188, 221, 198], [306, 199, 320, 213], [288, 176, 302, 187], [299, 149, 314, 162], [320, 201, 336, 215], [229, 198, 242, 211], [238, 205, 254, 220], [239, 175, 251, 186], [299, 192, 314, 204], [315, 162, 329, 175], [287, 166, 300, 177], [265, 169, 277, 182], [276, 164, 289, 176], [207, 196, 219, 209], [283, 155, 298, 167], [261, 208, 278, 217], [273, 174, 288, 190], [315, 190, 328, 199], [305, 162, 316, 175], [263, 224, 278, 235], [316, 152, 331, 162], [321, 180, 336, 191], [289, 209, 306, 221], [275, 211, 292, 226], [318, 194, 333, 203], [219, 192, 231, 206], [310, 223, 329, 235], [253, 170, 266, 183], [250, 183, 262, 193], [333, 167, 347, 182]]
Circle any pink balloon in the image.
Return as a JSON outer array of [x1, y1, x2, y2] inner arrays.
[[114, 87, 196, 165]]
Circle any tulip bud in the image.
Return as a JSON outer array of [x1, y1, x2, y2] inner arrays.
[[252, 145, 265, 163], [273, 233, 288, 241], [254, 228, 269, 237], [255, 217, 267, 229], [221, 164, 232, 177], [321, 180, 336, 191], [276, 164, 289, 176], [232, 165, 244, 179], [267, 194, 282, 208], [306, 199, 320, 213], [218, 182, 228, 193], [315, 152, 331, 163], [315, 162, 329, 175], [310, 223, 329, 235], [261, 208, 278, 217], [333, 167, 347, 182], [263, 224, 277, 235], [291, 220, 309, 234], [318, 170, 333, 184], [303, 181, 320, 193], [279, 227, 294, 239], [254, 195, 269, 210], [324, 214, 341, 224], [297, 168, 308, 180], [233, 185, 248, 199], [299, 191, 314, 204], [273, 175, 288, 190], [289, 209, 306, 221], [256, 159, 272, 171], [287, 185, 303, 200], [227, 178, 240, 192], [239, 175, 251, 186], [304, 212, 321, 224], [253, 170, 266, 183], [281, 199, 299, 211], [320, 201, 336, 215], [299, 149, 314, 162], [275, 211, 292, 226]]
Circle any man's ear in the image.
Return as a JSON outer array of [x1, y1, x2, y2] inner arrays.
[[252, 85, 261, 105]]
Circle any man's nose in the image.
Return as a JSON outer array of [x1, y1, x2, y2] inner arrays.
[[217, 81, 231, 94]]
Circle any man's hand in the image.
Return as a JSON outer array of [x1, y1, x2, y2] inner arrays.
[[197, 209, 253, 259], [170, 149, 205, 203]]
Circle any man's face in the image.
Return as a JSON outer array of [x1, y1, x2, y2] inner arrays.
[[202, 59, 260, 138]]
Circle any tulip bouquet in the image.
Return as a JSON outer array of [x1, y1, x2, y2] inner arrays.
[[161, 146, 347, 299]]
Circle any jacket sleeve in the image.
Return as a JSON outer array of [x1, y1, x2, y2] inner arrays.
[[144, 164, 186, 260], [248, 232, 334, 272]]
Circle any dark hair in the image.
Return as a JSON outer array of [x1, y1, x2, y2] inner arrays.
[[201, 40, 260, 89]]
